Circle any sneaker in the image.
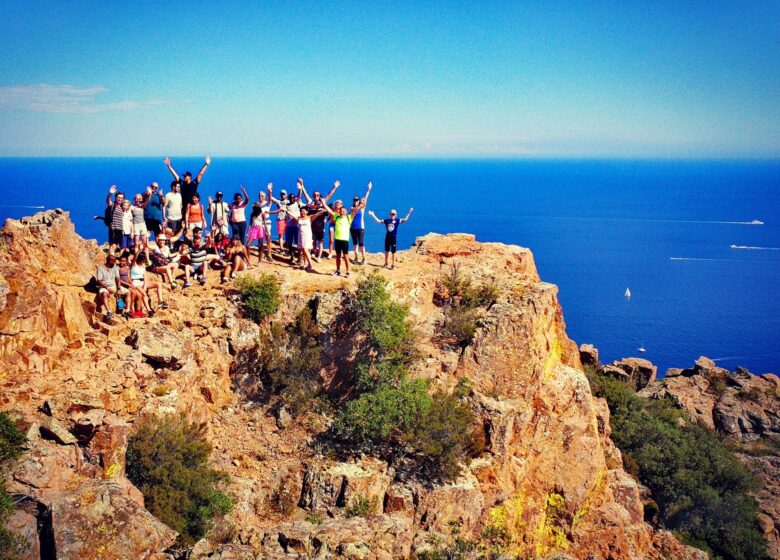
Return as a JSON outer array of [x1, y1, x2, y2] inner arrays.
[[159, 302, 169, 309], [230, 272, 236, 279], [122, 310, 131, 319], [147, 309, 156, 318], [199, 277, 207, 285], [312, 256, 320, 263], [332, 271, 341, 276], [360, 258, 366, 265], [390, 265, 395, 270], [221, 277, 227, 284], [103, 311, 113, 321], [183, 281, 192, 288], [305, 265, 313, 272], [170, 280, 179, 288], [131, 310, 147, 319], [345, 272, 351, 278]]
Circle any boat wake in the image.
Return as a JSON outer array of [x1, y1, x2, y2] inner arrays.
[[730, 245, 780, 251], [0, 204, 45, 209]]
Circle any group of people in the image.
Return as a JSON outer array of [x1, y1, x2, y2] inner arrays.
[[93, 157, 413, 319]]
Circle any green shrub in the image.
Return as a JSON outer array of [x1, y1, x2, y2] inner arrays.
[[236, 274, 282, 323], [0, 413, 28, 560], [344, 494, 378, 518], [348, 271, 416, 360], [588, 372, 767, 560], [126, 415, 232, 546], [437, 265, 498, 348], [443, 307, 479, 348]]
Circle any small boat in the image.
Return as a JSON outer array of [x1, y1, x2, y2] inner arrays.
[[638, 346, 647, 353], [749, 219, 764, 225], [624, 288, 631, 298]]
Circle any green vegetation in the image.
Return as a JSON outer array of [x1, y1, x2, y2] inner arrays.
[[126, 415, 232, 546], [344, 494, 378, 518], [346, 271, 417, 361], [235, 274, 282, 323], [587, 371, 767, 560], [335, 272, 479, 480], [0, 413, 28, 560], [257, 308, 325, 417], [437, 264, 498, 348]]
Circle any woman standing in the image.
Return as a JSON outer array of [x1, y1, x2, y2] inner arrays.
[[185, 193, 205, 231], [229, 185, 250, 243]]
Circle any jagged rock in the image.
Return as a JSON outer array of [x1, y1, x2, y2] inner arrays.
[[126, 323, 193, 369], [6, 505, 40, 560], [579, 343, 599, 367], [600, 357, 657, 390], [39, 415, 77, 445], [51, 480, 177, 560], [300, 458, 392, 513], [85, 414, 129, 478], [275, 406, 292, 430], [9, 440, 92, 505], [190, 540, 259, 559]]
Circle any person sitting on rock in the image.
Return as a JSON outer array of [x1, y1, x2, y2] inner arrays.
[[130, 253, 167, 316], [95, 254, 120, 320], [221, 236, 250, 283], [117, 253, 143, 318], [147, 236, 180, 287], [368, 207, 413, 269], [184, 235, 210, 287]]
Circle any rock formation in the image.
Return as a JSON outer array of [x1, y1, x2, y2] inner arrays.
[[0, 211, 705, 559], [638, 357, 780, 559]]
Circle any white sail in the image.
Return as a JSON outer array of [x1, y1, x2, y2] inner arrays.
[[625, 288, 631, 298]]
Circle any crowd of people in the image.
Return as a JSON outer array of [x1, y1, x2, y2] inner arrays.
[[93, 157, 413, 320]]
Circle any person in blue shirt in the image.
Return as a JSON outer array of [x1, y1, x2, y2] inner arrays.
[[143, 182, 165, 240], [349, 181, 372, 265], [368, 207, 413, 269]]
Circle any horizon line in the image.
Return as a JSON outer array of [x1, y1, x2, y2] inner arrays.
[[1, 154, 779, 161]]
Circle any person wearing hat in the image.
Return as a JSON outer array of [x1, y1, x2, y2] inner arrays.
[[274, 187, 289, 250], [349, 181, 372, 265], [207, 191, 230, 236], [163, 155, 211, 206]]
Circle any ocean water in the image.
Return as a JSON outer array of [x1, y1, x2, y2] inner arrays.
[[0, 157, 778, 375]]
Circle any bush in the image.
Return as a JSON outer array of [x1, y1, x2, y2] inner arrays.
[[344, 494, 378, 518], [236, 274, 281, 323], [126, 415, 232, 546], [0, 413, 28, 560], [347, 271, 416, 360], [588, 372, 767, 560], [437, 265, 498, 348], [443, 307, 479, 349]]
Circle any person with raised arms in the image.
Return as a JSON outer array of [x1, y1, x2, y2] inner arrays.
[[368, 207, 414, 269], [320, 200, 358, 278], [349, 182, 372, 265], [163, 156, 211, 206], [300, 179, 340, 262], [228, 185, 250, 243], [99, 185, 125, 256], [163, 180, 183, 235]]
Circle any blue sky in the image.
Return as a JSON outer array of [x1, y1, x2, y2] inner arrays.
[[0, 1, 778, 157]]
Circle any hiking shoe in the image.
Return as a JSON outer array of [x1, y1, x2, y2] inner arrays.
[[148, 309, 156, 318], [183, 281, 192, 288], [103, 311, 113, 321], [332, 271, 341, 276], [199, 277, 207, 285], [170, 280, 179, 288], [345, 272, 351, 278], [159, 302, 169, 309], [131, 310, 147, 319], [230, 272, 236, 279]]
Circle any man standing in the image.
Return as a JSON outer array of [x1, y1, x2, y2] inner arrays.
[[368, 207, 414, 269], [163, 156, 211, 205], [143, 182, 165, 240], [301, 179, 340, 261], [95, 254, 120, 320], [349, 182, 372, 265], [163, 180, 183, 234], [105, 185, 125, 256], [208, 192, 230, 236]]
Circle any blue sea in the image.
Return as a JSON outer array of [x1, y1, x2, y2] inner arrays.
[[0, 157, 778, 375]]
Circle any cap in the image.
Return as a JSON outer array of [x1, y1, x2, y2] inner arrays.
[[280, 189, 288, 195], [216, 191, 223, 197]]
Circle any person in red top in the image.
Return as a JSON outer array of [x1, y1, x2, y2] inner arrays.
[[185, 194, 205, 230]]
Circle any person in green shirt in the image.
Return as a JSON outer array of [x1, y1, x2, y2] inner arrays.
[[322, 201, 354, 278]]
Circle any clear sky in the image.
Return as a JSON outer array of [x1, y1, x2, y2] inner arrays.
[[0, 1, 778, 157]]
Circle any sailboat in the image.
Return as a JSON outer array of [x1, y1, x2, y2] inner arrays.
[[624, 288, 631, 299]]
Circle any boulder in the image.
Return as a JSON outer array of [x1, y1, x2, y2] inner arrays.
[[579, 343, 599, 367], [600, 357, 657, 390], [39, 415, 77, 445], [51, 480, 177, 560], [126, 323, 193, 369]]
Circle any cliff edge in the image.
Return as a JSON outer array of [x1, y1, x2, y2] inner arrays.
[[0, 210, 704, 560]]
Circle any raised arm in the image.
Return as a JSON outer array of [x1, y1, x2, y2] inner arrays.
[[163, 158, 179, 182], [139, 188, 152, 208], [321, 204, 337, 217], [106, 184, 117, 206], [240, 185, 250, 207], [196, 155, 211, 183], [401, 208, 414, 223], [322, 180, 340, 203], [363, 181, 373, 204], [367, 210, 383, 224], [298, 179, 313, 204], [206, 196, 214, 215]]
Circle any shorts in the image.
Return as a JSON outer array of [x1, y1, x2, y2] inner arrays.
[[145, 219, 162, 235], [132, 279, 144, 288], [284, 226, 299, 246], [264, 223, 273, 240], [313, 228, 325, 242], [109, 228, 123, 246], [334, 239, 349, 256], [99, 286, 117, 296], [120, 233, 133, 249], [247, 225, 265, 242], [350, 229, 365, 246], [188, 221, 204, 230], [384, 235, 398, 254], [191, 262, 205, 274], [167, 219, 183, 234], [133, 222, 149, 237], [117, 286, 129, 295], [277, 219, 287, 236]]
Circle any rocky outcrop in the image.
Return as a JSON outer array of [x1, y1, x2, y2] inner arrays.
[[0, 212, 702, 559], [600, 357, 657, 390], [638, 357, 780, 559]]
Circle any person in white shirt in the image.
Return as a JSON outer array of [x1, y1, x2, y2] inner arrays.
[[163, 180, 184, 234], [207, 192, 231, 236]]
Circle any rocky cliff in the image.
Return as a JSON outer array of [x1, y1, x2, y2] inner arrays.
[[638, 357, 780, 559], [0, 210, 704, 560]]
